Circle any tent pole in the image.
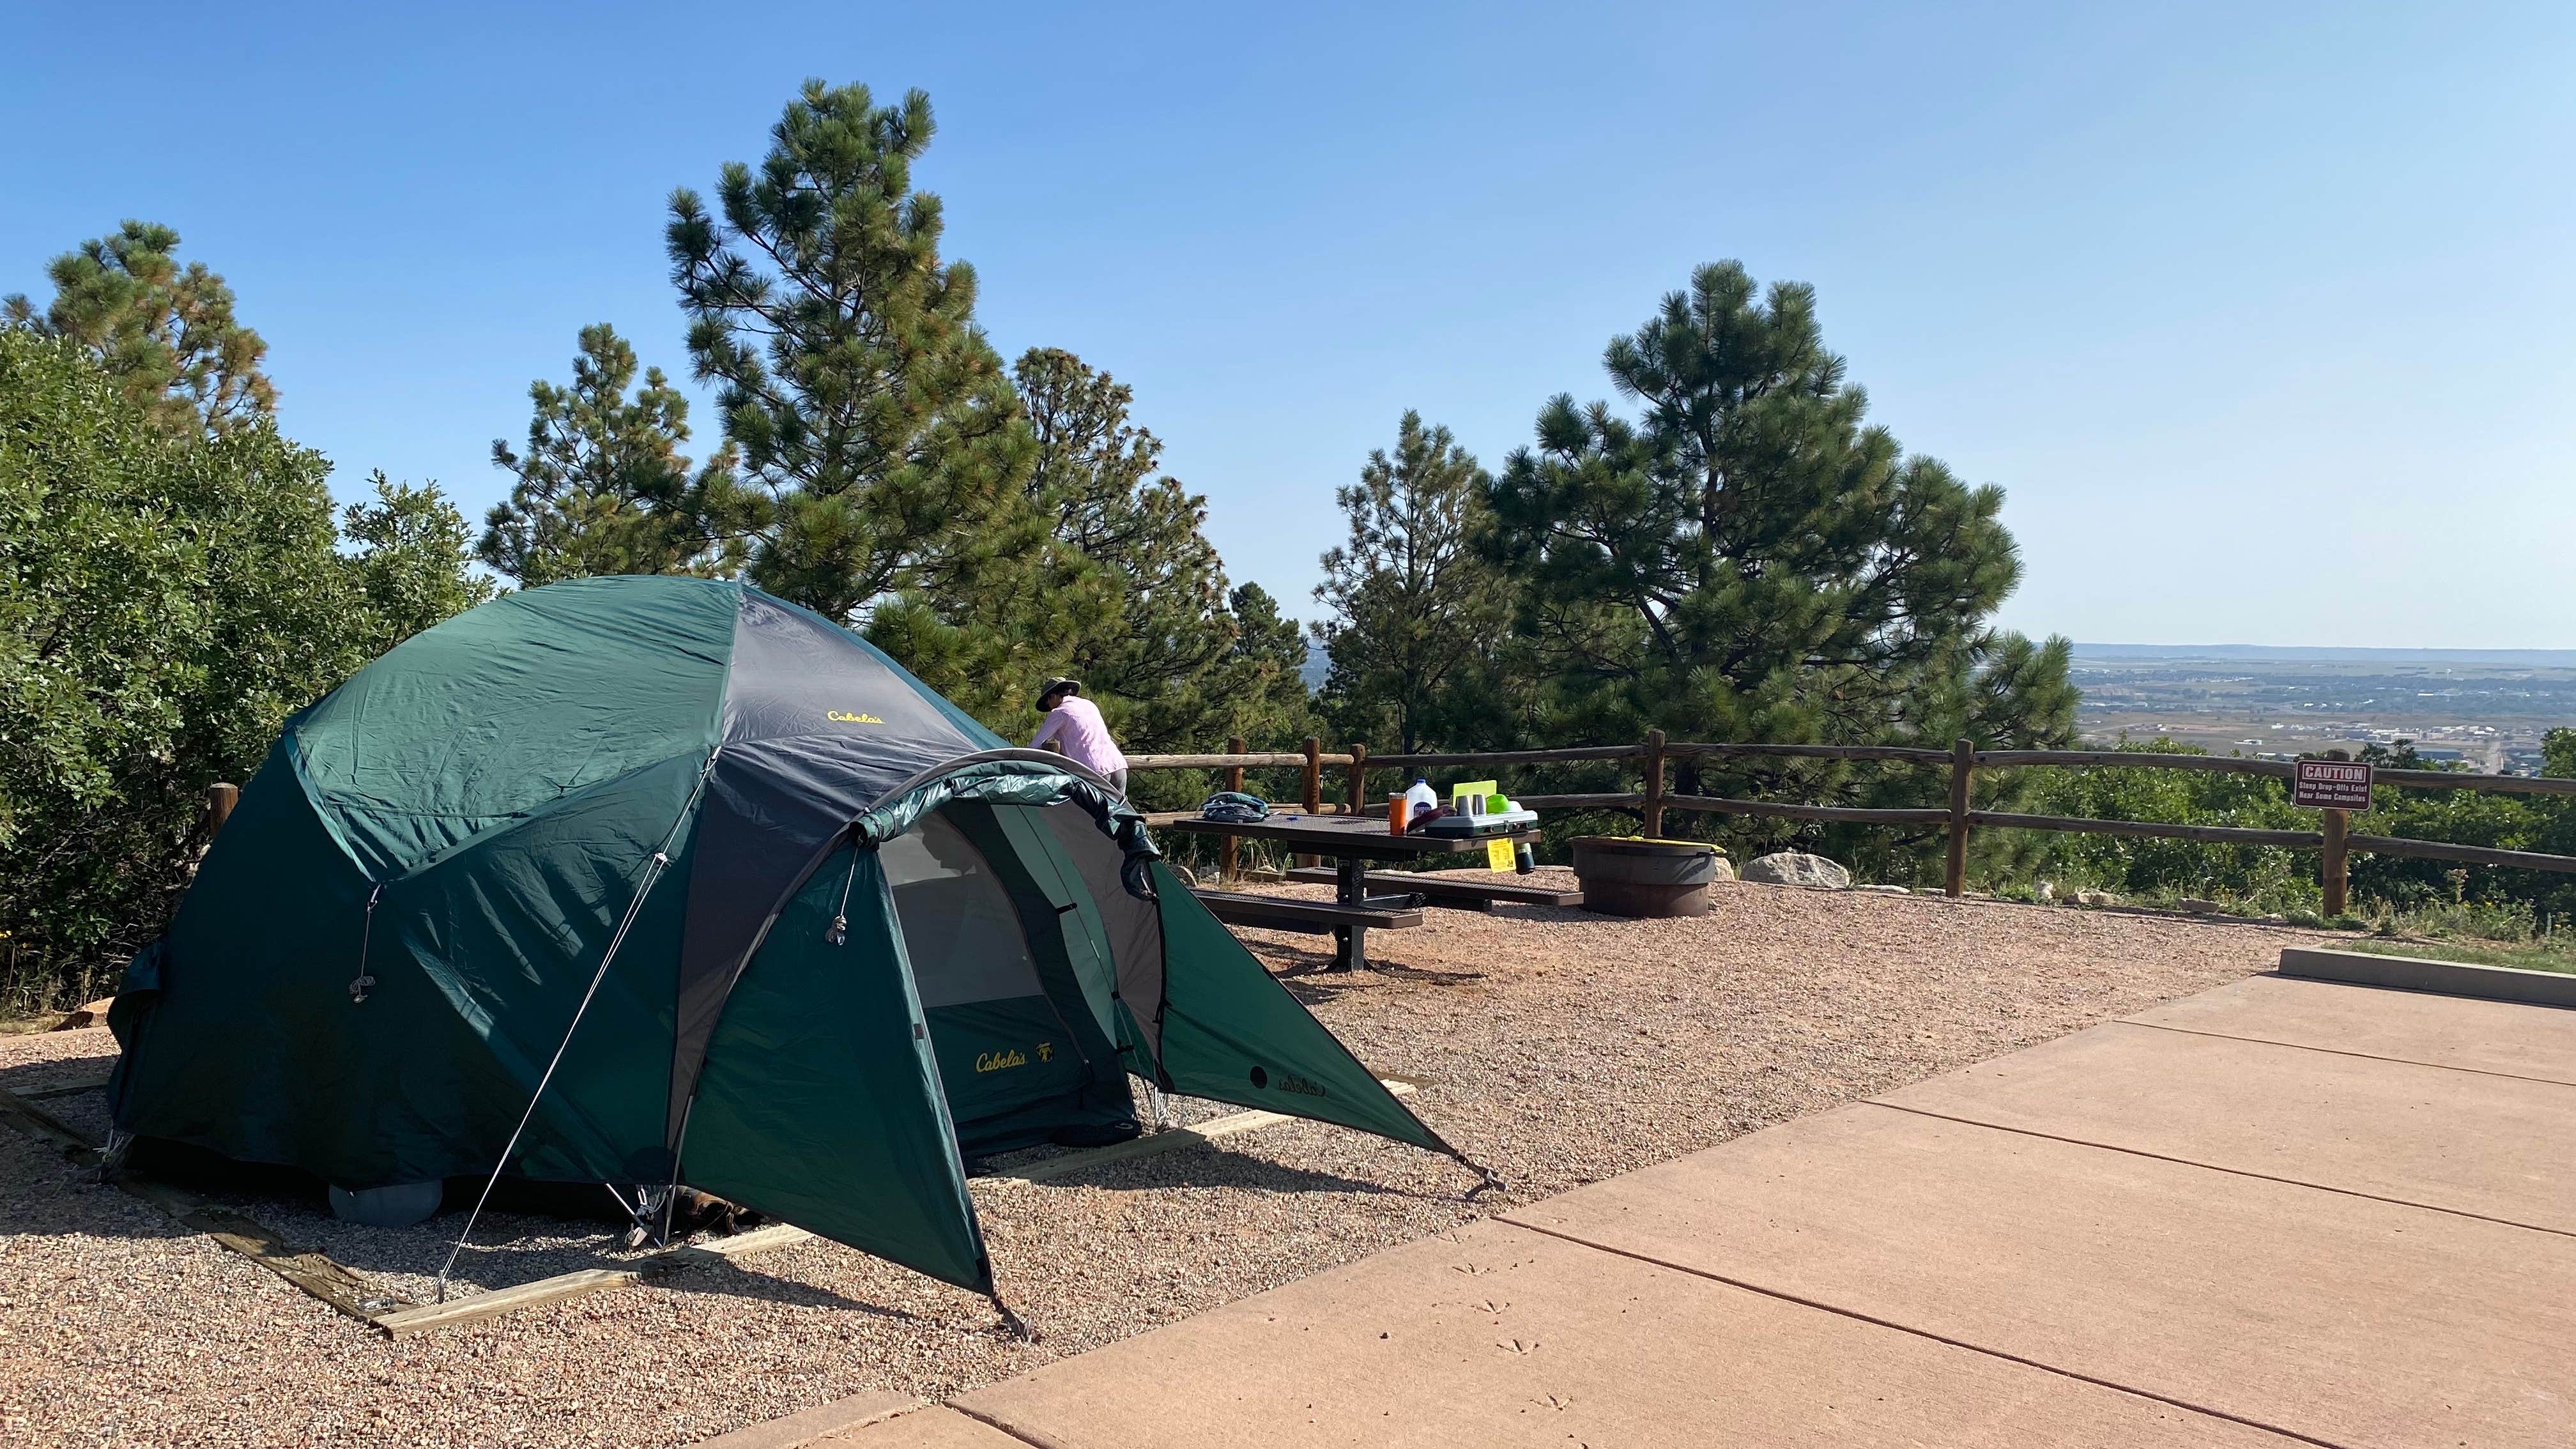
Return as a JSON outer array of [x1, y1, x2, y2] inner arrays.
[[434, 747, 719, 1301], [1138, 1078, 1173, 1130]]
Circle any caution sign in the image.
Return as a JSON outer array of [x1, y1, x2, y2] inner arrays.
[[2292, 759, 2373, 811]]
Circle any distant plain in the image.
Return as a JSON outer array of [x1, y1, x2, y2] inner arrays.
[[2072, 646, 2576, 772]]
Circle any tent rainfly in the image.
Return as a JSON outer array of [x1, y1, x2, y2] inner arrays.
[[103, 577, 1485, 1314]]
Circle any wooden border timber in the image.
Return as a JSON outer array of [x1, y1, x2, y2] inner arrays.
[[385, 1078, 1427, 1334], [372, 1222, 816, 1337], [17, 1070, 113, 1100], [1, 1087, 399, 1322]]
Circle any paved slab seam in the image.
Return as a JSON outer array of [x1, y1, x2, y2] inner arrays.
[[957, 1218, 2303, 1448], [2122, 974, 2576, 1084], [1499, 1216, 2342, 1449], [1870, 1021, 2576, 1235], [2123, 1017, 2576, 1089], [1868, 1099, 2576, 1241], [1502, 1104, 2576, 1449]]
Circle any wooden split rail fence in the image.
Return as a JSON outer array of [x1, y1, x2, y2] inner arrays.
[[1124, 733, 2576, 913]]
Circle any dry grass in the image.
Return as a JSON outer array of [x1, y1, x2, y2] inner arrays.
[[0, 879, 2325, 1448]]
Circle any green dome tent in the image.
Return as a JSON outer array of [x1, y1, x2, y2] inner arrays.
[[104, 576, 1470, 1300]]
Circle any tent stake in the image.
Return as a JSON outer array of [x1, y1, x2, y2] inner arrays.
[[988, 1293, 1038, 1342], [1452, 1152, 1508, 1199]]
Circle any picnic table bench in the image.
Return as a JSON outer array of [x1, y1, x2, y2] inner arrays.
[[1191, 889, 1427, 934], [1280, 866, 1582, 911]]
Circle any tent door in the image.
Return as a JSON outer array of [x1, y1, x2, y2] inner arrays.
[[884, 805, 1133, 1154]]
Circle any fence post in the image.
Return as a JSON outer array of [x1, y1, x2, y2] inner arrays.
[[1223, 735, 1246, 882], [203, 783, 240, 838], [1346, 742, 1368, 816], [1296, 736, 1323, 868], [1642, 730, 1667, 839], [2321, 808, 2349, 917], [1945, 738, 1973, 898]]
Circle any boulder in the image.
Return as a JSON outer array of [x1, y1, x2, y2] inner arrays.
[[1742, 852, 1851, 889], [2175, 898, 2224, 915], [1710, 857, 1738, 882]]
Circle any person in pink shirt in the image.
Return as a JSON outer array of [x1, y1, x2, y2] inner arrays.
[[1029, 677, 1128, 795]]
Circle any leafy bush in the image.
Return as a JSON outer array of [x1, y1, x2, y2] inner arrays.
[[1, 332, 484, 1009]]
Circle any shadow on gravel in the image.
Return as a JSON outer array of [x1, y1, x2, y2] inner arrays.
[[1026, 1151, 1402, 1197], [654, 1261, 917, 1319]]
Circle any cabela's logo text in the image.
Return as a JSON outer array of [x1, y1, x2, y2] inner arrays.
[[976, 1041, 1055, 1073], [827, 710, 884, 724]]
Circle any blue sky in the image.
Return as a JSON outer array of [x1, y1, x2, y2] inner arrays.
[[9, 2, 2570, 647]]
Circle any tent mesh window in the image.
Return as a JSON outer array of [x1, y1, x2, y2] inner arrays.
[[886, 808, 1132, 1154]]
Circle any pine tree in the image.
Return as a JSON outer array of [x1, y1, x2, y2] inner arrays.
[[1482, 262, 2074, 855], [1012, 347, 1236, 747], [1209, 583, 1321, 749], [1312, 411, 1515, 755], [4, 220, 275, 437], [668, 82, 1064, 721], [480, 324, 760, 586]]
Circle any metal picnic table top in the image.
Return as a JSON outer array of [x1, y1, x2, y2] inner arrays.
[[1156, 811, 1539, 859]]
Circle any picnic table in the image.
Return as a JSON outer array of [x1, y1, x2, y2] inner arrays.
[[1158, 812, 1543, 970]]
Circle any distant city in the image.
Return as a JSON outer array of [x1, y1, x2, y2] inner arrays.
[[2070, 645, 2576, 774], [1297, 645, 2576, 774]]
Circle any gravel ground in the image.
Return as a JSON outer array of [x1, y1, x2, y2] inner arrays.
[[1, 883, 2329, 1448]]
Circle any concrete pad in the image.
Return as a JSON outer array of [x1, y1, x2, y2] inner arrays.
[[1503, 1105, 2576, 1449], [960, 1218, 2296, 1448], [694, 1390, 921, 1448], [2126, 973, 2576, 1084], [1875, 1020, 2576, 1232], [813, 1406, 1023, 1447]]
